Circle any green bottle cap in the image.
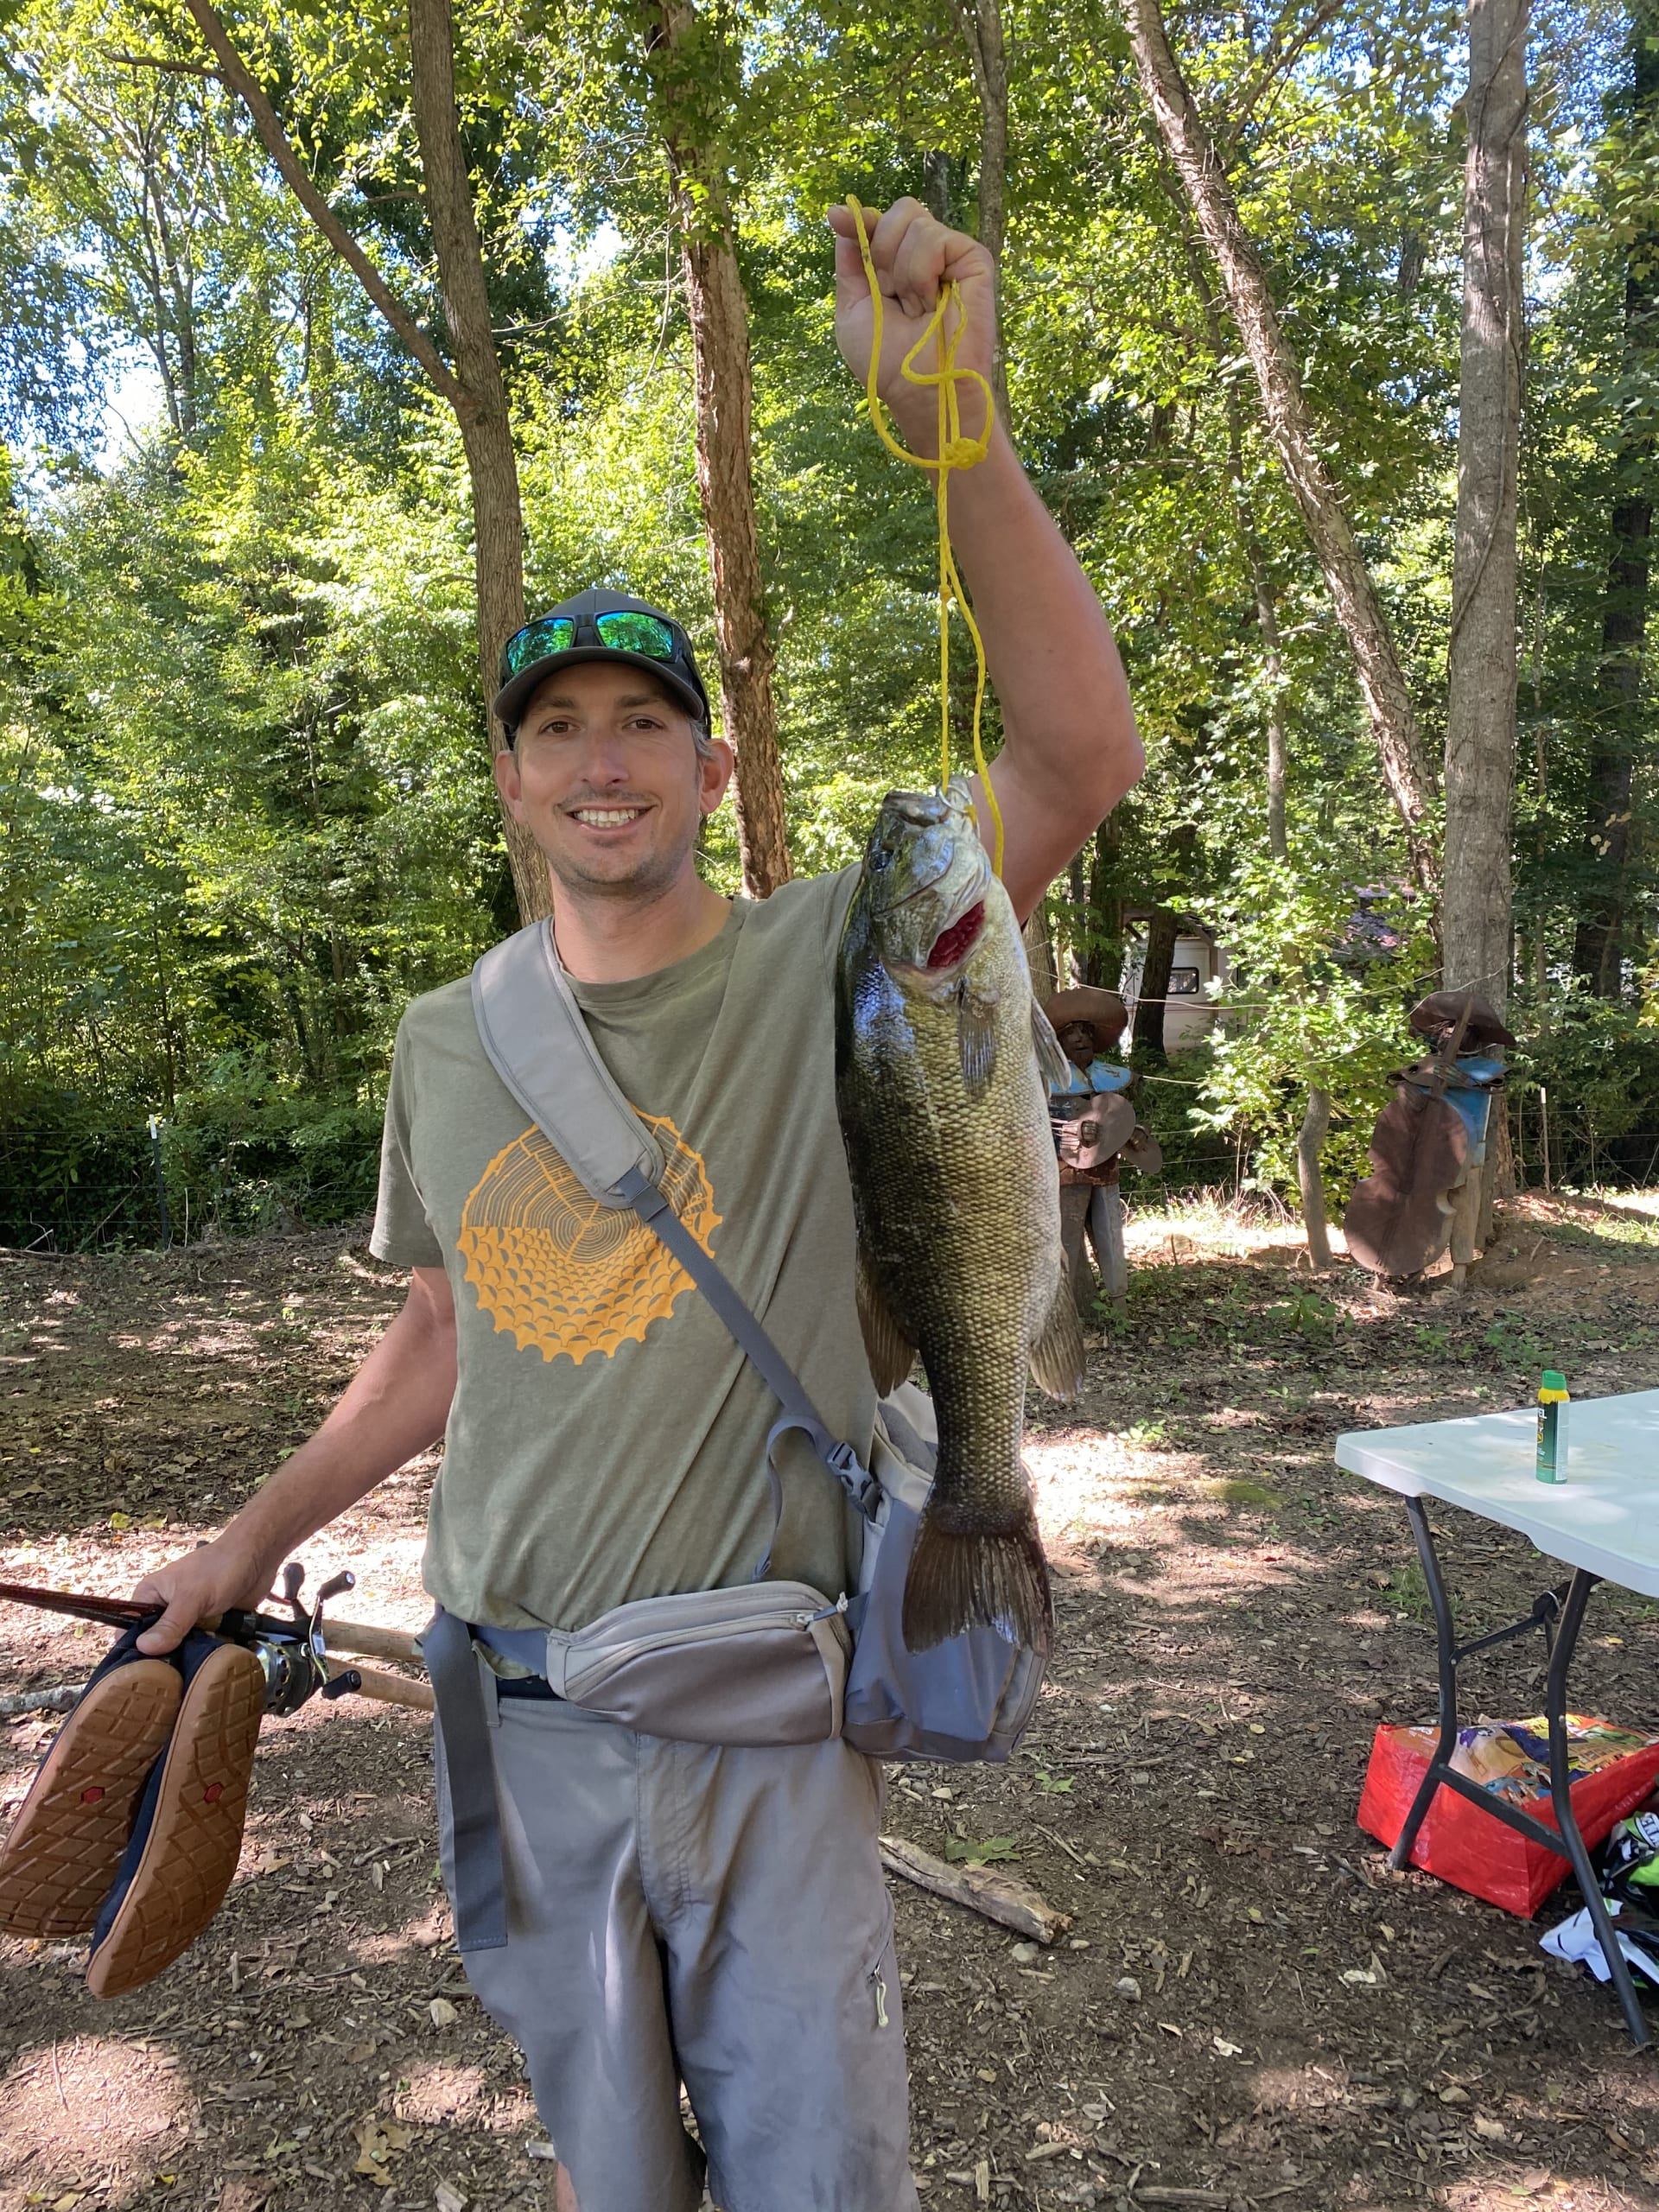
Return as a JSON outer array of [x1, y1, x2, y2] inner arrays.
[[1541, 1370, 1567, 1391]]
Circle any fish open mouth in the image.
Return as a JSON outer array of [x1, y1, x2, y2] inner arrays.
[[925, 901, 986, 970]]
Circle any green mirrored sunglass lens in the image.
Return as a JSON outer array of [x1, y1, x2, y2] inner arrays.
[[504, 617, 575, 675], [593, 612, 677, 659]]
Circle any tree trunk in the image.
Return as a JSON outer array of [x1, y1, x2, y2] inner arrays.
[[407, 0, 547, 924], [1296, 1084, 1333, 1268], [1444, 0, 1528, 1019], [1572, 8, 1657, 995], [923, 149, 950, 223], [1133, 906, 1179, 1058], [947, 0, 1011, 422], [1122, 0, 1438, 887], [1024, 907, 1058, 1000], [1084, 810, 1124, 988], [182, 0, 551, 924], [648, 0, 791, 899]]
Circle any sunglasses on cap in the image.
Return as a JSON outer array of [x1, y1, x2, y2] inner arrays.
[[499, 607, 693, 683]]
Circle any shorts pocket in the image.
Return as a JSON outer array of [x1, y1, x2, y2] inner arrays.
[[864, 1892, 898, 2032]]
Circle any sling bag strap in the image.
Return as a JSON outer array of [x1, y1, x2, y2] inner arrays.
[[423, 1606, 508, 1951], [469, 923, 880, 1534]]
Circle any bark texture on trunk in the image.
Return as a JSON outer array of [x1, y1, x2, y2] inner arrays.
[[1024, 908, 1058, 1001], [1133, 906, 1179, 1058], [1084, 811, 1125, 988], [1296, 1084, 1333, 1268], [1572, 9, 1657, 995], [184, 0, 550, 924], [649, 0, 791, 899], [947, 0, 1011, 420], [408, 0, 547, 925], [1122, 0, 1437, 885], [1444, 0, 1528, 1016]]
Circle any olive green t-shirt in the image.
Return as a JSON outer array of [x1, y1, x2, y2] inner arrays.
[[369, 870, 873, 1632]]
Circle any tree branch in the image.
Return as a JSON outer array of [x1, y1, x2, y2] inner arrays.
[[177, 0, 467, 409], [104, 49, 221, 79], [1218, 0, 1347, 156]]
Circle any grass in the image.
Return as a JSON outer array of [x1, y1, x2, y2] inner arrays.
[[1204, 1477, 1284, 1509]]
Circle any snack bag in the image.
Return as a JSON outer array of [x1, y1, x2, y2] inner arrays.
[[1357, 1718, 1659, 1917]]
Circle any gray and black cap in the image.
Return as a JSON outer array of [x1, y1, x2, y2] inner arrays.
[[493, 588, 711, 736]]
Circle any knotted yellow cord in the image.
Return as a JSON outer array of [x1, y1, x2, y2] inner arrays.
[[847, 196, 1004, 878]]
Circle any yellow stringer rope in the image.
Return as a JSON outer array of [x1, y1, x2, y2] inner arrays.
[[847, 197, 1004, 878]]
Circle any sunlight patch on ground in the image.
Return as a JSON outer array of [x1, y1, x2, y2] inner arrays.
[[396, 2059, 487, 2123], [1025, 1428, 1198, 1550], [0, 2036, 194, 2202]]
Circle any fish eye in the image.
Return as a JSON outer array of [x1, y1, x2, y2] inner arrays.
[[872, 842, 894, 870]]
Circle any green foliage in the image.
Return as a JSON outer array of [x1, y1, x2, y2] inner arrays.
[[1190, 855, 1437, 1209], [0, 0, 1654, 1249]]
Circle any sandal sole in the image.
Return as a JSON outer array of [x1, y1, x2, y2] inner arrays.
[[86, 1642, 264, 1998], [0, 1660, 183, 1939]]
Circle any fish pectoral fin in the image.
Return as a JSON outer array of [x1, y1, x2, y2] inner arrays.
[[957, 986, 999, 1096], [856, 1248, 918, 1395], [1031, 999, 1071, 1090], [1030, 1268, 1087, 1400]]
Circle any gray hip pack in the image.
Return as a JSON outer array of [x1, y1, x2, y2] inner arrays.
[[435, 922, 1045, 1927]]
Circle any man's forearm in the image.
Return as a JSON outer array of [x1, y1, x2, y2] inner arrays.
[[915, 421, 1141, 916]]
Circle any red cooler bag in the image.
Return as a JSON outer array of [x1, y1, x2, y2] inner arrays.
[[1357, 1715, 1659, 1918]]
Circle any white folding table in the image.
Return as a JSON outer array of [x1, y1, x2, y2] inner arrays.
[[1336, 1389, 1659, 2046]]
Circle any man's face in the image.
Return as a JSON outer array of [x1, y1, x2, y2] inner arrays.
[[493, 661, 734, 903], [1058, 1020, 1096, 1070]]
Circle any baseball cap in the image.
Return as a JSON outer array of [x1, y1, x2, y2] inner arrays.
[[493, 588, 712, 735]]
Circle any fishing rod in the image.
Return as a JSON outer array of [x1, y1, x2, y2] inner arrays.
[[0, 1566, 430, 1714]]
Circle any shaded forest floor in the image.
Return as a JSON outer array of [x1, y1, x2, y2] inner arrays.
[[3, 1192, 1659, 2212]]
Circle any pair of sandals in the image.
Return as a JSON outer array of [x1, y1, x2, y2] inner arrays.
[[0, 1624, 264, 1997]]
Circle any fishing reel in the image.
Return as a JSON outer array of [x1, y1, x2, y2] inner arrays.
[[220, 1561, 360, 1716]]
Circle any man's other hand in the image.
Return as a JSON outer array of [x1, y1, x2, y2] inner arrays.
[[827, 197, 996, 454], [131, 1536, 276, 1656]]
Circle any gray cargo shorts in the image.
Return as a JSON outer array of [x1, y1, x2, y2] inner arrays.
[[435, 1690, 919, 2212]]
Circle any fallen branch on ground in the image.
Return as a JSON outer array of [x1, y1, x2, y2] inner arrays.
[[324, 1658, 435, 1713], [878, 1833, 1071, 1944], [0, 1682, 84, 1719], [326, 1620, 423, 1666]]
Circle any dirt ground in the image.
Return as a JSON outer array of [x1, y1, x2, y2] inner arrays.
[[3, 1192, 1659, 2212]]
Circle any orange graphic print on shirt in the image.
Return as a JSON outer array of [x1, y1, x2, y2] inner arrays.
[[457, 1111, 721, 1363]]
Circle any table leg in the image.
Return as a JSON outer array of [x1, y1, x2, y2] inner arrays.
[[1544, 1571, 1649, 2048], [1388, 1497, 1459, 1872]]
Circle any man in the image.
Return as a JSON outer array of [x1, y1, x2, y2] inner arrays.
[[130, 198, 1143, 2212]]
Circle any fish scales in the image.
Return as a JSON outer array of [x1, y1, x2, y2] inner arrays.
[[835, 779, 1083, 1652]]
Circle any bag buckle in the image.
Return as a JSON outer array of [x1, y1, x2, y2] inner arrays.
[[826, 1440, 881, 1518]]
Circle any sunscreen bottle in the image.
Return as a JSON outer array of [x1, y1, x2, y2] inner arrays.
[[1535, 1370, 1569, 1483]]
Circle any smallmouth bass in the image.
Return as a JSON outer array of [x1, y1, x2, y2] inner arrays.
[[835, 778, 1084, 1653]]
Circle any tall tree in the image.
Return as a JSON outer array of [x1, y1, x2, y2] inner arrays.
[[946, 0, 1010, 417], [1572, 0, 1657, 995], [181, 0, 550, 925], [645, 0, 792, 899], [1120, 0, 1439, 890], [1444, 0, 1528, 1014]]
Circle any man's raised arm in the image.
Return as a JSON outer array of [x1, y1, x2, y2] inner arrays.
[[132, 1266, 458, 1653], [828, 197, 1143, 920]]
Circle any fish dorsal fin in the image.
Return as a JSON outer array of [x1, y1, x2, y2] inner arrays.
[[1031, 998, 1070, 1090], [1030, 1268, 1086, 1401], [857, 1246, 918, 1395], [958, 983, 998, 1096]]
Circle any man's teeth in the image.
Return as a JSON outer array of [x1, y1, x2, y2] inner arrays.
[[573, 808, 643, 827]]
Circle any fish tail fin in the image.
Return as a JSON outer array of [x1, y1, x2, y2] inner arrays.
[[901, 1510, 1052, 1656]]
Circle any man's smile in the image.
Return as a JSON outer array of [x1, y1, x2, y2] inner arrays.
[[568, 804, 650, 830]]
